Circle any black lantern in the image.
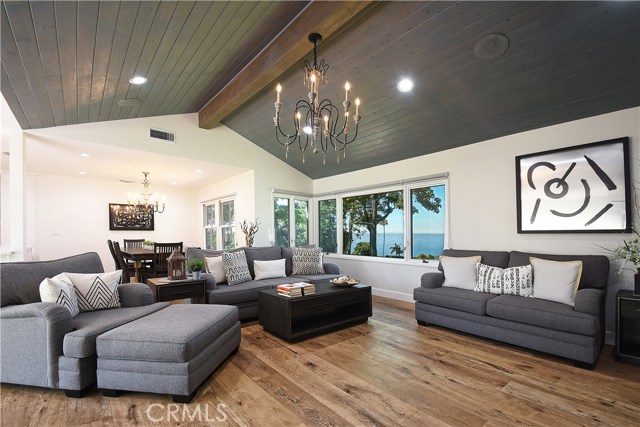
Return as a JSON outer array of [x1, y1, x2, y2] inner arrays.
[[167, 249, 186, 280]]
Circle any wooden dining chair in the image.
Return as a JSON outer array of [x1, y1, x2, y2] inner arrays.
[[107, 239, 120, 271], [152, 242, 183, 278], [112, 241, 132, 283], [123, 239, 145, 248]]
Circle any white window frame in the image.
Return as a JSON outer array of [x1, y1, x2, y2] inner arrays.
[[272, 192, 313, 248], [313, 176, 449, 265], [202, 196, 236, 251]]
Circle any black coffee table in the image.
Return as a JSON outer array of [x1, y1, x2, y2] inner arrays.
[[257, 281, 372, 342]]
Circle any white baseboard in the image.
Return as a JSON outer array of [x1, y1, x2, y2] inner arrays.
[[371, 287, 414, 303]]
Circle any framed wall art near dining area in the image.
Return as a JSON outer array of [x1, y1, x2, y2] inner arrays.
[[515, 137, 631, 234], [109, 203, 155, 231]]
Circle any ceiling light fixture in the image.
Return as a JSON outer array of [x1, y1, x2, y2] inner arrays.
[[127, 172, 165, 214], [274, 33, 361, 165], [129, 76, 148, 85], [397, 78, 414, 93], [80, 153, 90, 157]]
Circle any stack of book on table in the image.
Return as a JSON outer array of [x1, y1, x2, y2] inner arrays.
[[277, 283, 316, 298]]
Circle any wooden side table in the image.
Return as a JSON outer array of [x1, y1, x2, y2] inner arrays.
[[146, 277, 206, 304], [616, 289, 640, 366]]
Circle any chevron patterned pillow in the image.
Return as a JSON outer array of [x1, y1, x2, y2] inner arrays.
[[65, 270, 122, 312], [39, 273, 80, 317], [222, 251, 252, 285], [291, 247, 324, 275]]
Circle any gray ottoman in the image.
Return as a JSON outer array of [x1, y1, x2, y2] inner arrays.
[[96, 304, 240, 403]]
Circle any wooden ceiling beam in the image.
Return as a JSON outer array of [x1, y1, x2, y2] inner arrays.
[[197, 0, 374, 129]]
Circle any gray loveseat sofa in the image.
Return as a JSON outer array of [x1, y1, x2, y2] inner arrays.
[[187, 245, 341, 320], [414, 249, 609, 367], [0, 252, 168, 396]]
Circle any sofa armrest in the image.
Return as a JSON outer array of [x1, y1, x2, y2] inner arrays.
[[118, 282, 153, 307], [0, 302, 72, 388], [573, 288, 605, 317], [201, 273, 218, 291], [323, 262, 340, 275], [421, 272, 444, 288]]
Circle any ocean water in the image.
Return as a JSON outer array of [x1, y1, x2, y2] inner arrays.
[[350, 232, 444, 257]]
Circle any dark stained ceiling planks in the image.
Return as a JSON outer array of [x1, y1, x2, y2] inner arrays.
[[1, 1, 639, 180]]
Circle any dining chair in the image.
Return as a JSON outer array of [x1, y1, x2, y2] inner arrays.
[[112, 241, 132, 283], [123, 239, 145, 248], [107, 240, 120, 271], [152, 242, 184, 278]]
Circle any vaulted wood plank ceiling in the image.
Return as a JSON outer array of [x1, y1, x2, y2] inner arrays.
[[2, 1, 639, 180]]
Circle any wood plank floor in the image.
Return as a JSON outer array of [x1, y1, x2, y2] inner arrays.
[[1, 296, 639, 427]]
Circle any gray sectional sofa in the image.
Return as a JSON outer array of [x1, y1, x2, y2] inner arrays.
[[414, 249, 609, 367], [1, 252, 241, 402], [0, 252, 167, 396], [187, 245, 341, 320]]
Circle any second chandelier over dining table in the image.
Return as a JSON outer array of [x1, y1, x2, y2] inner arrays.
[[273, 33, 361, 165]]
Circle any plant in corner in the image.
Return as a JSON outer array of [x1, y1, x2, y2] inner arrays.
[[188, 259, 205, 280], [240, 218, 260, 247]]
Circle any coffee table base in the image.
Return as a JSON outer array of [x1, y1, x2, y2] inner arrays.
[[258, 282, 372, 342]]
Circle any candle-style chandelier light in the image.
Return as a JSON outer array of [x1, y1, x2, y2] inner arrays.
[[127, 172, 166, 215], [273, 33, 361, 165]]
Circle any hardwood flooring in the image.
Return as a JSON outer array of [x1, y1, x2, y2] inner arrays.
[[1, 296, 639, 426]]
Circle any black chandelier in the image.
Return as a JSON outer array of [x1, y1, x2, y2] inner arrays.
[[273, 33, 361, 165]]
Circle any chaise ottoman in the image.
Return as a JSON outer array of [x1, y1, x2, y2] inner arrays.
[[96, 304, 240, 403]]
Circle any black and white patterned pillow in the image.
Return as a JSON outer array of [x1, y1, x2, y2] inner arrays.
[[475, 263, 532, 297], [222, 251, 252, 285], [291, 247, 324, 275], [65, 271, 122, 312], [39, 273, 80, 317]]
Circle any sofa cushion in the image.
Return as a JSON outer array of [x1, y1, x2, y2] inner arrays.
[[292, 247, 324, 275], [1, 252, 104, 307], [282, 247, 294, 276], [441, 255, 480, 290], [243, 246, 283, 278], [413, 287, 497, 316], [438, 249, 509, 271], [223, 251, 252, 285], [96, 304, 238, 363], [206, 280, 274, 305], [39, 274, 80, 317], [63, 302, 169, 358], [254, 259, 286, 280], [66, 271, 122, 312], [204, 256, 226, 284], [531, 257, 582, 306], [508, 251, 609, 290], [486, 295, 599, 336], [185, 247, 222, 267], [475, 263, 533, 297]]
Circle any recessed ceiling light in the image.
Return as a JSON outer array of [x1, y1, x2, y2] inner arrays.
[[80, 153, 90, 157], [195, 169, 202, 173], [79, 171, 86, 175], [129, 76, 148, 85], [397, 78, 414, 93]]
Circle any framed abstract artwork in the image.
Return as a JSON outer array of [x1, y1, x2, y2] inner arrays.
[[109, 204, 155, 231], [516, 137, 631, 233]]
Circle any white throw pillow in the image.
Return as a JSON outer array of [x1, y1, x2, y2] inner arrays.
[[65, 270, 122, 312], [39, 273, 80, 317], [441, 255, 480, 290], [222, 251, 252, 285], [254, 259, 287, 280], [531, 257, 582, 306], [204, 256, 226, 284], [291, 247, 324, 275], [475, 263, 533, 297]]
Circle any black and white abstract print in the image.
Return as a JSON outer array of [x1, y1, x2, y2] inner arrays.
[[517, 138, 630, 233]]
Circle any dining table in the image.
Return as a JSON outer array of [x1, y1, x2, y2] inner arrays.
[[120, 247, 155, 282]]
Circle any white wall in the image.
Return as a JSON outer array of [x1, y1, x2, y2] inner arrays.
[[31, 173, 199, 271], [315, 107, 640, 343]]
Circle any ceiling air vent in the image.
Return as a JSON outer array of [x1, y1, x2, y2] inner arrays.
[[149, 128, 176, 143]]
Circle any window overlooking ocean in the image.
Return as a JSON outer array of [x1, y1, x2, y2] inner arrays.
[[316, 177, 447, 261]]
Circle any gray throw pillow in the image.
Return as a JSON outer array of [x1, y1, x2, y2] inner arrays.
[[291, 247, 324, 275], [222, 251, 252, 285]]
